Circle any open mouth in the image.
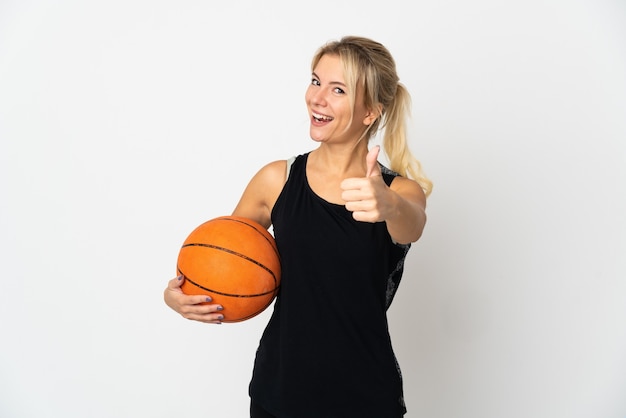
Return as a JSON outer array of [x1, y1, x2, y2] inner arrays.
[[312, 112, 334, 123]]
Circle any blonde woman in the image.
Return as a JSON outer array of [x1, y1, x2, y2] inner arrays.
[[164, 36, 432, 417]]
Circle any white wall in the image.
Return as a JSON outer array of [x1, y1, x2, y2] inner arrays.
[[1, 1, 624, 417]]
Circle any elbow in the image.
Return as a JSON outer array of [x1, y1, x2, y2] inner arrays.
[[402, 213, 427, 244], [390, 220, 426, 245]]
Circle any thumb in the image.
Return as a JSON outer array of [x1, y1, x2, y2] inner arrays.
[[366, 145, 381, 177]]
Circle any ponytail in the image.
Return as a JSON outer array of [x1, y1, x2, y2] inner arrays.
[[382, 83, 433, 197]]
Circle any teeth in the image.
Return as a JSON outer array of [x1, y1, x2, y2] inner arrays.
[[313, 112, 333, 121]]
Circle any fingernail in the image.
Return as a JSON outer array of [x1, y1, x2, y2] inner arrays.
[[177, 275, 183, 280], [218, 315, 224, 320], [216, 305, 223, 311], [205, 296, 213, 302]]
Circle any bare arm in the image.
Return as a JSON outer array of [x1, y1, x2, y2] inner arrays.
[[384, 177, 427, 244], [163, 159, 287, 323], [163, 276, 226, 324], [231, 160, 287, 228], [341, 146, 427, 245]]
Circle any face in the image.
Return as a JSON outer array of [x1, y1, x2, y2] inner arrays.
[[305, 54, 375, 145]]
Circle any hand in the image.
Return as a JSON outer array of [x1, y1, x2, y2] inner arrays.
[[340, 145, 394, 223], [163, 276, 225, 324]]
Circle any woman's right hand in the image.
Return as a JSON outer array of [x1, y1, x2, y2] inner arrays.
[[163, 276, 225, 324]]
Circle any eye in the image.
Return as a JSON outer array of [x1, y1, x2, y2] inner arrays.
[[311, 78, 320, 86], [333, 87, 345, 94]]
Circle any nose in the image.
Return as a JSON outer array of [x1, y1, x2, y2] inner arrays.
[[307, 85, 327, 107]]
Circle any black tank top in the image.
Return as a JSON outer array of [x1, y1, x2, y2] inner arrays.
[[249, 153, 411, 417]]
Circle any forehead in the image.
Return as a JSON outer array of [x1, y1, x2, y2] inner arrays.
[[313, 54, 345, 79]]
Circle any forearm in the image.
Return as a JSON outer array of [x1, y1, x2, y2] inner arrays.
[[384, 189, 427, 245]]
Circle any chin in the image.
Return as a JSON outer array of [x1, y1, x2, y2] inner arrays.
[[309, 131, 326, 143]]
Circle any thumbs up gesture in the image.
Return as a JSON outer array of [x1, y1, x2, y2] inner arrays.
[[341, 145, 392, 223]]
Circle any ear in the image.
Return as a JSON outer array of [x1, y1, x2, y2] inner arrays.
[[363, 103, 383, 126]]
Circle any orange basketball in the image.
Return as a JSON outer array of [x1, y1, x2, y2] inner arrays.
[[176, 216, 281, 323]]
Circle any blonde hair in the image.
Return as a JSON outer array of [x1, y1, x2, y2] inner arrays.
[[311, 36, 433, 197]]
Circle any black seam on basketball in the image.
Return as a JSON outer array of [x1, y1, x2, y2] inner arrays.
[[181, 242, 278, 287], [181, 242, 278, 286], [217, 217, 281, 261], [179, 272, 280, 298]]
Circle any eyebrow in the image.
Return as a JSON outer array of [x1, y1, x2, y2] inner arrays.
[[312, 71, 347, 88]]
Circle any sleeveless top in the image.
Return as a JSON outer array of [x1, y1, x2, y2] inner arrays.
[[249, 153, 411, 417]]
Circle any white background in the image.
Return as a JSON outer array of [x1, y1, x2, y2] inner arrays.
[[1, 0, 625, 417]]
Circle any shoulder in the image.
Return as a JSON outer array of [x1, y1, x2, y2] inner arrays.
[[246, 160, 289, 197], [258, 159, 288, 180], [379, 164, 425, 202], [389, 175, 427, 208], [248, 153, 309, 198], [259, 153, 307, 182]]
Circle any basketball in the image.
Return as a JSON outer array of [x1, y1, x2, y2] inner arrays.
[[176, 216, 281, 323]]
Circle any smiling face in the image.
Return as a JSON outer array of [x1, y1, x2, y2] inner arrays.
[[305, 54, 376, 146]]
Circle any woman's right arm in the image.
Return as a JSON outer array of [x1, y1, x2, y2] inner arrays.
[[163, 275, 225, 324], [231, 160, 287, 227], [163, 159, 287, 324]]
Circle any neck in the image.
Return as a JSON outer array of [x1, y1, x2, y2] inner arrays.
[[310, 140, 370, 176]]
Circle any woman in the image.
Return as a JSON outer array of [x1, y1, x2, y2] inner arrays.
[[164, 35, 432, 417]]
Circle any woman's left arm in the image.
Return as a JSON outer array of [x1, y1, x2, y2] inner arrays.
[[382, 177, 427, 244], [341, 147, 426, 245]]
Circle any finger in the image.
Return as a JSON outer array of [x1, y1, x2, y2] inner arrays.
[[341, 188, 368, 202], [183, 311, 225, 324], [351, 210, 379, 223], [168, 275, 185, 289], [345, 199, 375, 212], [340, 177, 361, 191], [188, 294, 215, 304], [182, 301, 222, 315], [180, 302, 225, 323], [188, 308, 224, 324], [340, 178, 368, 195], [168, 276, 216, 304], [366, 145, 381, 178]]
